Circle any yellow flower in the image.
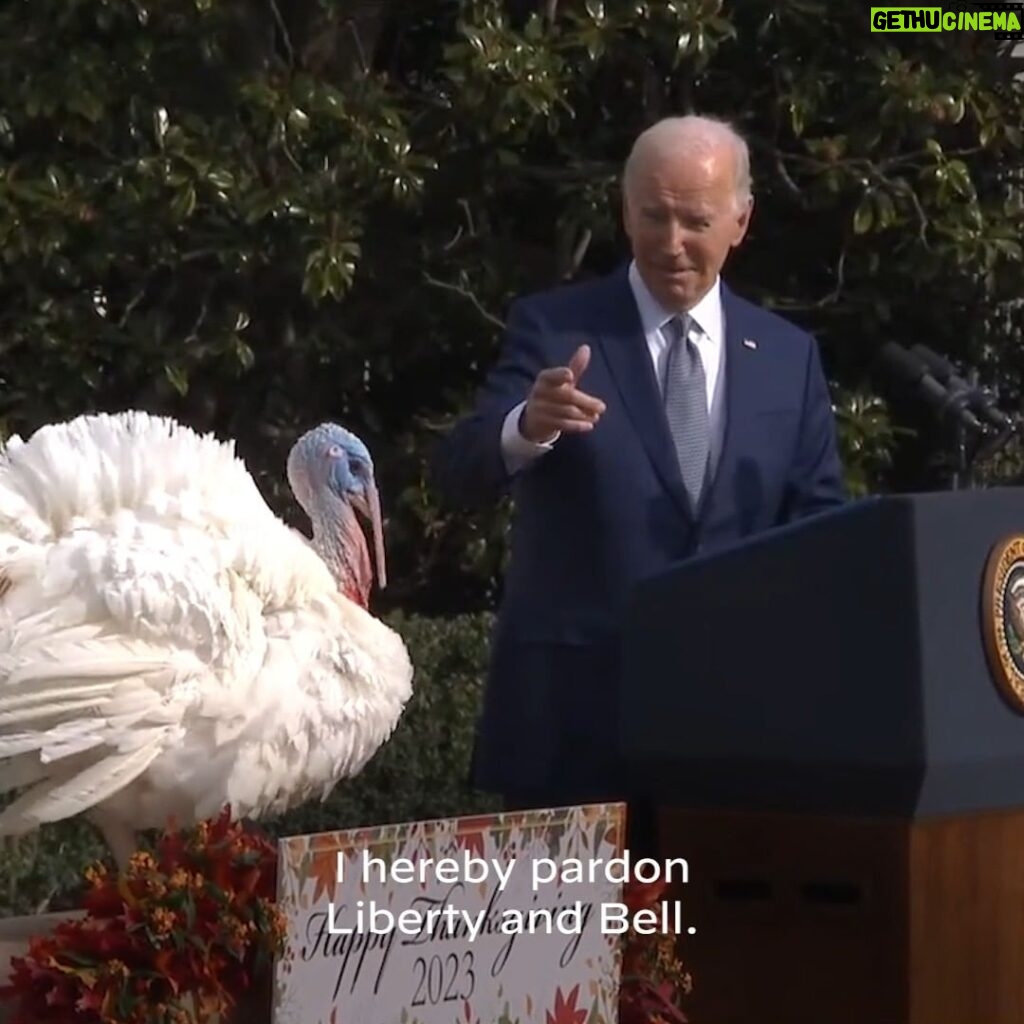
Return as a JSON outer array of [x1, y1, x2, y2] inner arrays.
[[105, 959, 129, 978], [128, 851, 156, 875], [188, 820, 211, 850], [149, 907, 177, 935], [83, 863, 107, 886]]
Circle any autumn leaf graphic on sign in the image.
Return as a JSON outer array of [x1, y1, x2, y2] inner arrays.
[[603, 822, 619, 852], [307, 834, 342, 903], [455, 815, 493, 859], [546, 984, 587, 1024]]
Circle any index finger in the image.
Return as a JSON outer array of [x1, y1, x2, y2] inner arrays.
[[555, 384, 605, 416]]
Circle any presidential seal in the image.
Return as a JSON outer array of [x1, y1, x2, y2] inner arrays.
[[982, 535, 1024, 713]]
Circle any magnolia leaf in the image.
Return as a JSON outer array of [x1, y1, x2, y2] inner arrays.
[[170, 184, 196, 219], [789, 100, 804, 136], [993, 239, 1023, 260], [463, 28, 485, 53], [853, 195, 874, 234], [874, 191, 896, 228], [945, 160, 973, 196], [232, 337, 255, 370], [207, 169, 234, 191], [153, 106, 168, 144], [164, 364, 188, 396]]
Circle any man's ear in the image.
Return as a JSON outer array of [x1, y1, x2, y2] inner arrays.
[[732, 195, 753, 248]]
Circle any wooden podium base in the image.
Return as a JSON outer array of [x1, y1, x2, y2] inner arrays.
[[657, 806, 1024, 1024]]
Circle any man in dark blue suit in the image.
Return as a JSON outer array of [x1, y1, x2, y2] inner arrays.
[[433, 115, 845, 840]]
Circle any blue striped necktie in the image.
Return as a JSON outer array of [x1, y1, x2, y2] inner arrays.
[[662, 314, 709, 508]]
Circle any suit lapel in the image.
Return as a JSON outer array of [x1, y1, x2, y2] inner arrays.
[[594, 267, 694, 521], [699, 284, 762, 519]]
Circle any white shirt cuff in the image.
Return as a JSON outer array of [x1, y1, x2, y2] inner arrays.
[[500, 402, 559, 475]]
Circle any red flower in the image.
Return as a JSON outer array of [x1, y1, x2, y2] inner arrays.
[[617, 872, 692, 1024], [623, 876, 669, 914]]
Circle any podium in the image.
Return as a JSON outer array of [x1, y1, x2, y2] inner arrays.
[[620, 490, 1024, 1024]]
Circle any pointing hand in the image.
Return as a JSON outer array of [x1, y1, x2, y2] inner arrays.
[[521, 345, 606, 444]]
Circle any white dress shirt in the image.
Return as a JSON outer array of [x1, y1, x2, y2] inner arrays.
[[501, 261, 727, 475]]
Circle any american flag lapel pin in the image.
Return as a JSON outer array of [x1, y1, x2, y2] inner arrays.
[[743, 337, 757, 350]]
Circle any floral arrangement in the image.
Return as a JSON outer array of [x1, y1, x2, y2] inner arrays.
[[0, 809, 287, 1024], [618, 876, 693, 1024]]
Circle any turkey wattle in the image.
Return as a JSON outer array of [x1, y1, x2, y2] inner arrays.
[[0, 411, 413, 867]]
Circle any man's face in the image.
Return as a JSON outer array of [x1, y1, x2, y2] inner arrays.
[[622, 145, 752, 311]]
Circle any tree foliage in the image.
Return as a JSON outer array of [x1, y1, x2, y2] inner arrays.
[[0, 0, 1021, 613]]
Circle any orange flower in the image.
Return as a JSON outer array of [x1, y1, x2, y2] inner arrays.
[[83, 863, 107, 886], [149, 907, 177, 936], [127, 851, 157, 875]]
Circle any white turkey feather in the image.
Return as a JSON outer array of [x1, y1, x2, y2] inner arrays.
[[0, 411, 413, 849]]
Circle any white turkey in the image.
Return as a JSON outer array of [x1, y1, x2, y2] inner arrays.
[[0, 411, 413, 868]]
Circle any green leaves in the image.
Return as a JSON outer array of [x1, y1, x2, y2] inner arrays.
[[853, 188, 898, 234], [164, 365, 189, 397], [0, 0, 1020, 598], [853, 194, 874, 235], [303, 239, 360, 301]]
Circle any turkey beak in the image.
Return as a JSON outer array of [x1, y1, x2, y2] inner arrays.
[[353, 481, 387, 589]]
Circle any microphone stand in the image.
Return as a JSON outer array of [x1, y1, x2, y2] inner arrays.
[[948, 385, 989, 490], [906, 346, 1019, 489], [930, 383, 990, 490], [945, 398, 1017, 490], [952, 416, 970, 490], [875, 342, 1020, 490], [955, 370, 1019, 488], [974, 417, 1018, 472]]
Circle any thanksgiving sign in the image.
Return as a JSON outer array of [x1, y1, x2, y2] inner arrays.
[[272, 803, 631, 1024]]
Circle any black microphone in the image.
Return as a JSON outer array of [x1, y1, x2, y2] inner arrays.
[[875, 342, 984, 432], [909, 344, 1014, 431]]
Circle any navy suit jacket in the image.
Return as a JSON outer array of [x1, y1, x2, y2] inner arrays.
[[433, 264, 845, 797]]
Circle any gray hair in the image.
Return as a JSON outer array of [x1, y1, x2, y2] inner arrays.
[[623, 115, 753, 209]]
